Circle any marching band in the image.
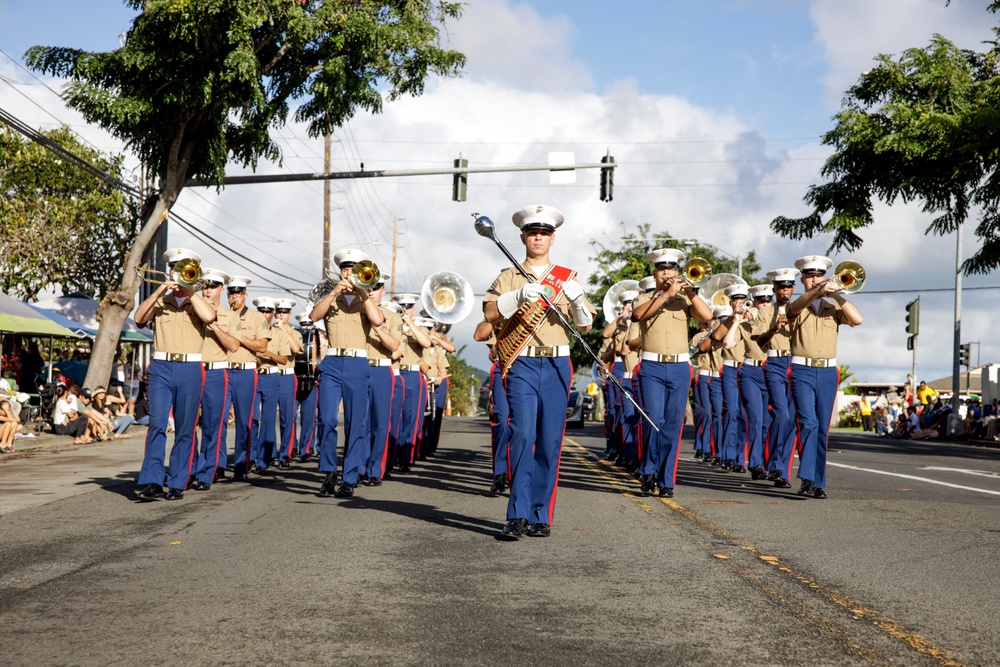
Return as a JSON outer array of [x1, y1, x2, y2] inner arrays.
[[132, 217, 864, 539]]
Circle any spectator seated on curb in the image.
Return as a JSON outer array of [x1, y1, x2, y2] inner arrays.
[[90, 386, 134, 439], [962, 399, 983, 438], [874, 407, 892, 437], [51, 383, 93, 445], [0, 394, 23, 452], [904, 405, 938, 440]]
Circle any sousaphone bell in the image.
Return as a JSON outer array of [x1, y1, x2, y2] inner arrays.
[[602, 279, 640, 323], [420, 271, 474, 325], [699, 273, 745, 307]]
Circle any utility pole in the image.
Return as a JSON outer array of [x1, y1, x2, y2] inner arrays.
[[322, 132, 332, 277], [949, 226, 963, 436], [391, 216, 399, 299]]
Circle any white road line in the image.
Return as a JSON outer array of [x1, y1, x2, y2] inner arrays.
[[828, 461, 1000, 497], [920, 466, 1000, 478]]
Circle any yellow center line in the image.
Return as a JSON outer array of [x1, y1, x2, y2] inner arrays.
[[563, 437, 967, 667]]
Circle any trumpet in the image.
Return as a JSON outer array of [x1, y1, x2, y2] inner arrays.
[[681, 257, 712, 288], [831, 260, 866, 294], [135, 258, 203, 289]]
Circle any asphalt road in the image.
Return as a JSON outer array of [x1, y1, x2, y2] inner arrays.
[[1, 419, 999, 666]]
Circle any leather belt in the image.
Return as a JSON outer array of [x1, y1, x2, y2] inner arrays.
[[791, 355, 837, 368], [767, 349, 792, 358], [699, 370, 720, 378], [518, 345, 570, 358], [369, 358, 392, 367], [640, 351, 690, 363], [400, 364, 422, 372], [152, 351, 202, 363], [202, 361, 229, 370], [621, 371, 633, 380], [326, 348, 368, 358], [742, 358, 763, 367], [279, 368, 296, 375], [722, 359, 739, 368], [229, 362, 257, 370], [258, 367, 281, 374]]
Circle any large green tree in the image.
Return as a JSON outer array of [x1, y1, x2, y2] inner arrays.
[[770, 25, 1000, 273], [25, 0, 465, 388], [577, 222, 761, 372], [0, 127, 139, 300]]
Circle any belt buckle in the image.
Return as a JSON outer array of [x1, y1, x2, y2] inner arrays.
[[810, 358, 826, 368], [667, 354, 679, 363], [536, 346, 553, 358], [168, 353, 184, 362]]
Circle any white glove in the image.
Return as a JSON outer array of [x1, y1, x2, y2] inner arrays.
[[496, 282, 547, 318], [562, 279, 584, 302]]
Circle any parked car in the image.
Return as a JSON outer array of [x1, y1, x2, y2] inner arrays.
[[478, 378, 492, 416], [566, 389, 595, 428]]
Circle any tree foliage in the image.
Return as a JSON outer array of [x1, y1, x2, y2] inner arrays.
[[576, 222, 761, 372], [22, 0, 466, 388], [445, 345, 480, 417], [0, 126, 139, 300], [771, 22, 1000, 274]]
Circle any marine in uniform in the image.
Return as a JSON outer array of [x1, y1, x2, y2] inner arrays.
[[689, 320, 713, 460], [191, 268, 241, 490], [363, 274, 403, 485], [391, 293, 432, 472], [483, 204, 596, 539], [611, 290, 641, 470], [696, 306, 729, 465], [729, 284, 772, 479], [755, 268, 799, 487], [715, 282, 751, 472], [419, 323, 451, 459], [787, 255, 863, 498], [224, 275, 270, 481], [293, 312, 322, 461], [309, 248, 385, 498], [600, 304, 624, 463], [629, 248, 712, 497], [134, 248, 216, 500], [273, 298, 304, 468], [474, 318, 510, 495]]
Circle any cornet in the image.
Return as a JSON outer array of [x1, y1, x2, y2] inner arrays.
[[135, 258, 203, 290]]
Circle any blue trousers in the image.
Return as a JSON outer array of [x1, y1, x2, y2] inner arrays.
[[276, 374, 297, 462], [386, 373, 404, 471], [638, 360, 691, 490], [738, 364, 770, 470], [619, 377, 640, 461], [366, 365, 394, 479], [397, 370, 422, 466], [194, 368, 229, 485], [253, 373, 281, 469], [605, 367, 622, 454], [296, 385, 319, 457], [490, 361, 511, 477], [421, 378, 448, 457], [695, 375, 712, 455], [504, 356, 571, 524], [764, 357, 796, 478], [707, 375, 723, 457], [225, 369, 257, 475], [410, 375, 428, 464], [720, 365, 747, 464], [138, 359, 204, 490], [791, 364, 839, 488], [318, 356, 370, 485], [601, 383, 613, 446]]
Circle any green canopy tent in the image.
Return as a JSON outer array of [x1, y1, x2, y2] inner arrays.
[[1, 289, 83, 381]]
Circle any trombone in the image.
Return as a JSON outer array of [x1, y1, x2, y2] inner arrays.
[[831, 260, 866, 294], [135, 258, 203, 289], [308, 259, 382, 303], [680, 257, 712, 288]]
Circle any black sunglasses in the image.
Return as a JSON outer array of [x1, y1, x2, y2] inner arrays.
[[227, 287, 246, 293], [655, 262, 679, 270], [204, 281, 223, 289], [258, 308, 274, 313], [755, 296, 774, 302], [773, 281, 794, 288]]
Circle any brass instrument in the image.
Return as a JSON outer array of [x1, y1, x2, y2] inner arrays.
[[349, 260, 381, 291], [681, 257, 712, 288], [135, 258, 203, 289], [602, 279, 640, 323], [699, 273, 744, 307], [420, 271, 474, 325], [831, 260, 866, 294]]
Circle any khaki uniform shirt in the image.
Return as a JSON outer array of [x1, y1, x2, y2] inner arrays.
[[753, 306, 791, 353], [422, 346, 449, 380], [367, 307, 404, 361], [322, 294, 372, 350], [689, 332, 711, 371], [229, 307, 272, 364], [789, 299, 847, 359], [259, 324, 291, 371], [483, 261, 596, 347], [201, 304, 240, 363], [399, 327, 425, 368], [614, 323, 640, 374], [148, 294, 207, 354], [703, 332, 726, 373], [280, 326, 303, 371], [737, 320, 767, 362], [632, 291, 694, 356]]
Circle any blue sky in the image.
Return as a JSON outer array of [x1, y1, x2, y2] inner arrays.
[[1, 0, 998, 385]]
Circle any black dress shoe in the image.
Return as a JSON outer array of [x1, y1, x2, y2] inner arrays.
[[229, 472, 248, 483], [318, 473, 338, 497], [750, 465, 766, 480], [251, 465, 268, 475], [721, 459, 733, 471], [191, 480, 211, 491], [812, 487, 828, 499], [397, 463, 411, 473], [500, 518, 528, 540], [334, 483, 355, 498], [298, 455, 310, 463], [694, 451, 704, 460], [639, 474, 656, 496], [766, 470, 782, 481], [276, 460, 290, 470], [797, 479, 815, 496], [658, 486, 674, 498], [187, 475, 198, 488], [732, 465, 747, 474], [214, 467, 228, 482], [711, 457, 723, 466], [365, 477, 382, 487], [488, 475, 505, 495], [165, 488, 184, 500], [527, 523, 551, 537], [137, 483, 165, 501], [773, 477, 792, 489]]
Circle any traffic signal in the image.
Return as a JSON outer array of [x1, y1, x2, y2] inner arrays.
[[905, 298, 919, 335], [600, 153, 614, 202], [906, 335, 914, 351], [959, 342, 970, 367], [452, 157, 468, 202]]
